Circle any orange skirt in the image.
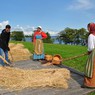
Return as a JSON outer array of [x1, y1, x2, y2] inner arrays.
[[84, 58, 95, 87]]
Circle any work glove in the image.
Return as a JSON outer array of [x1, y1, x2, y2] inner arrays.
[[8, 47, 10, 51]]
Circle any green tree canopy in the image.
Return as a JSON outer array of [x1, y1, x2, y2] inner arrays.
[[11, 31, 25, 41], [57, 27, 88, 45], [43, 32, 53, 43]]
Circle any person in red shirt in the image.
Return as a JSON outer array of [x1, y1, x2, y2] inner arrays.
[[33, 26, 47, 61]]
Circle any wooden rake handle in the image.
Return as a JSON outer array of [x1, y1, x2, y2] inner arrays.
[[63, 53, 88, 62], [9, 51, 14, 62], [0, 55, 11, 66]]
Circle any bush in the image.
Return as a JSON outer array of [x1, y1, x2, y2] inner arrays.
[[43, 32, 53, 43], [11, 31, 25, 41]]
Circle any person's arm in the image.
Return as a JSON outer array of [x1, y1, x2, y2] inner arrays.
[[41, 32, 47, 39], [1, 30, 10, 51], [6, 32, 10, 45], [1, 30, 6, 41], [1, 31, 7, 46], [88, 35, 94, 54], [7, 33, 10, 51]]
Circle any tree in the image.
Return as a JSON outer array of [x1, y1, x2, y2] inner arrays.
[[43, 32, 53, 43], [56, 35, 63, 44], [73, 28, 88, 45], [11, 31, 25, 41], [58, 28, 77, 44], [78, 28, 88, 45], [58, 27, 88, 45]]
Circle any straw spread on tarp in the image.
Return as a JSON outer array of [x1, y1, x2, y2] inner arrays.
[[9, 43, 31, 62], [0, 67, 70, 91]]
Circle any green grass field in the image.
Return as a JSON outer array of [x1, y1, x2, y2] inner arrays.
[[11, 41, 95, 95], [88, 92, 95, 95], [11, 41, 88, 72]]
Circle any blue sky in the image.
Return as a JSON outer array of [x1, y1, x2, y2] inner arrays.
[[0, 0, 95, 35]]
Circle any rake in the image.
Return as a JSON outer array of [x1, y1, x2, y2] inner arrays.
[[62, 52, 87, 62], [0, 55, 11, 66], [9, 51, 15, 66], [43, 52, 88, 66]]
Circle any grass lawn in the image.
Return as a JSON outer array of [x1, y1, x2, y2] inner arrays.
[[88, 92, 95, 95]]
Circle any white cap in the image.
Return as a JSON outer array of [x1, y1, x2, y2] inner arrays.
[[37, 26, 42, 29]]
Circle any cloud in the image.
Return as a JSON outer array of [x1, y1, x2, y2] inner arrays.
[[12, 25, 35, 35], [46, 30, 59, 36], [68, 0, 94, 10], [12, 25, 59, 36], [0, 21, 9, 29], [0, 20, 58, 36]]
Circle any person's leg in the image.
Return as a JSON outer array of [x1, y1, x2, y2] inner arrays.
[[0, 48, 5, 66], [4, 50, 15, 67], [83, 57, 95, 88], [4, 50, 9, 62]]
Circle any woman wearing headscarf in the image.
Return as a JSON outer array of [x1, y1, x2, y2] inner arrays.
[[83, 23, 95, 88], [33, 26, 47, 61]]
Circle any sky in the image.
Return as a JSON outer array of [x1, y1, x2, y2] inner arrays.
[[0, 0, 95, 36]]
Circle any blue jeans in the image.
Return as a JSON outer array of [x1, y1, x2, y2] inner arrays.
[[0, 48, 5, 66], [4, 50, 9, 62], [0, 48, 9, 66]]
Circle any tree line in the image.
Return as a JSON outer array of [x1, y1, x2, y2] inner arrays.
[[10, 31, 53, 43], [57, 27, 89, 46]]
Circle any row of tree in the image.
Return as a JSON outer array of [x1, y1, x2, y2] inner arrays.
[[11, 31, 25, 41], [9, 27, 89, 46], [11, 31, 53, 43], [57, 27, 89, 46]]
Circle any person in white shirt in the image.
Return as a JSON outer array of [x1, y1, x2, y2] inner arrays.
[[83, 23, 95, 88]]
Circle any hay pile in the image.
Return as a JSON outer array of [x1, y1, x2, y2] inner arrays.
[[9, 43, 31, 62], [0, 67, 70, 90]]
